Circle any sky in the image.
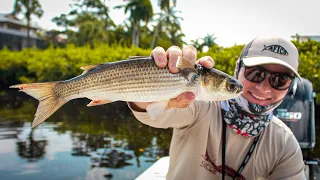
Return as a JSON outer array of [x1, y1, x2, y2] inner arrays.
[[0, 0, 319, 47]]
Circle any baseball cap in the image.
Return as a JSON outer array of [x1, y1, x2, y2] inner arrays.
[[240, 36, 302, 81]]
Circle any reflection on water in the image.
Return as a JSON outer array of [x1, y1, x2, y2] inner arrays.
[[90, 148, 133, 168], [1, 90, 319, 180], [17, 129, 48, 162], [0, 90, 172, 180]]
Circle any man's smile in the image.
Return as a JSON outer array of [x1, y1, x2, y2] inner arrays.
[[249, 91, 272, 101]]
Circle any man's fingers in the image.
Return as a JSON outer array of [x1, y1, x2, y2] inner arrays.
[[166, 46, 182, 73], [196, 56, 215, 69], [151, 46, 167, 68], [166, 92, 195, 109], [151, 45, 198, 71], [182, 45, 197, 65]]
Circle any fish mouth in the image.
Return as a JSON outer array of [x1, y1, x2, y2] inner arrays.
[[237, 87, 243, 94], [237, 83, 244, 93]]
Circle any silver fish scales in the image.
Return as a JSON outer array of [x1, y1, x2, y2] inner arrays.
[[61, 57, 195, 102], [10, 56, 243, 128]]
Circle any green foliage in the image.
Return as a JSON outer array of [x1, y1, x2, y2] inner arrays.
[[202, 33, 217, 48], [1, 40, 320, 103], [108, 23, 132, 47], [292, 39, 320, 103], [74, 20, 107, 48], [50, 0, 115, 48], [150, 7, 184, 48], [114, 0, 154, 47], [0, 44, 150, 86], [115, 0, 153, 24], [12, 0, 44, 47], [191, 33, 218, 52], [51, 14, 72, 31], [13, 0, 44, 19], [46, 0, 184, 49], [199, 44, 244, 76], [190, 39, 203, 52]]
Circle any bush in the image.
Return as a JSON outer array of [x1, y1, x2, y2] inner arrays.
[[1, 41, 319, 103], [292, 39, 320, 103], [0, 44, 151, 87]]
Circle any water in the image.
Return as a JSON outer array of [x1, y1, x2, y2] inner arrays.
[[0, 90, 172, 180], [0, 90, 319, 180]]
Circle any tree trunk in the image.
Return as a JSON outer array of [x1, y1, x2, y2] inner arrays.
[[132, 24, 140, 47], [27, 18, 31, 48], [90, 40, 94, 49], [135, 25, 140, 48], [132, 25, 137, 47], [150, 24, 160, 49]]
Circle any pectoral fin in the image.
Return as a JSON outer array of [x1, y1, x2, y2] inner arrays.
[[145, 100, 169, 121], [87, 99, 112, 107]]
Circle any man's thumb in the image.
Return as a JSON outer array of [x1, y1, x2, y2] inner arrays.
[[166, 92, 195, 109]]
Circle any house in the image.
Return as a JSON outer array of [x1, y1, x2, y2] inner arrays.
[[291, 35, 320, 42], [0, 13, 44, 50]]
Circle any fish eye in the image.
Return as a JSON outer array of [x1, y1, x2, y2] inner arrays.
[[226, 79, 240, 92], [226, 82, 235, 92]]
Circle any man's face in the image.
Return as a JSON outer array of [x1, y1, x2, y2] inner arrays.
[[238, 64, 294, 106]]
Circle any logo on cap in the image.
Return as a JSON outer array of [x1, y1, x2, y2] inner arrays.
[[262, 45, 289, 56]]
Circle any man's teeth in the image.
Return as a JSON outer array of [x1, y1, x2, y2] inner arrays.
[[251, 93, 267, 100]]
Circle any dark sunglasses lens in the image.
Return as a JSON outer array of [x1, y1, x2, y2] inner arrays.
[[269, 75, 293, 90], [244, 66, 293, 90], [244, 67, 265, 82]]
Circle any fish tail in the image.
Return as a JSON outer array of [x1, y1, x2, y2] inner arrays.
[[10, 82, 67, 128]]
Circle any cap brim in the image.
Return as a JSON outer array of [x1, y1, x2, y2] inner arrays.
[[242, 56, 302, 81]]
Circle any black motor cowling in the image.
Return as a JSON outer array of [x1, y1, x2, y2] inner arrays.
[[274, 78, 316, 150]]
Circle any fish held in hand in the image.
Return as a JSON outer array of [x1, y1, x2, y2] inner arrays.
[[9, 56, 243, 128]]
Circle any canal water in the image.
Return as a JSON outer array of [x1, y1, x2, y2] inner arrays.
[[0, 90, 172, 180], [0, 90, 319, 180]]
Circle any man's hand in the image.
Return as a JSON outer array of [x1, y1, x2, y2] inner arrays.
[[129, 45, 215, 111]]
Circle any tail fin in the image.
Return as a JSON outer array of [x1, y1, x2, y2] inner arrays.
[[10, 82, 67, 128]]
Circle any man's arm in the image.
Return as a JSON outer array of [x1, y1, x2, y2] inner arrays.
[[128, 100, 211, 129], [129, 102, 152, 112], [269, 134, 305, 180]]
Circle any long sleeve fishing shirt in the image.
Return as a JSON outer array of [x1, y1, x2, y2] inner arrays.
[[128, 100, 305, 180]]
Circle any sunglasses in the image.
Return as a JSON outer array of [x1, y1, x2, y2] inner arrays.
[[241, 62, 295, 90]]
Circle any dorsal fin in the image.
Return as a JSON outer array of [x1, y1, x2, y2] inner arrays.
[[80, 64, 102, 74], [127, 56, 150, 59], [176, 56, 199, 82], [176, 56, 198, 73]]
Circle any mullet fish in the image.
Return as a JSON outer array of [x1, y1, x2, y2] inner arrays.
[[10, 56, 243, 128]]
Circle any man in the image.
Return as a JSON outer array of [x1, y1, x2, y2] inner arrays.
[[128, 36, 305, 179]]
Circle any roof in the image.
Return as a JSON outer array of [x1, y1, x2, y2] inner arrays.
[[298, 35, 320, 38], [0, 27, 42, 39], [0, 13, 38, 29]]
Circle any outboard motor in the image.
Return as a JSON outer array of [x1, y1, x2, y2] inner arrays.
[[274, 77, 318, 180], [274, 77, 316, 149]]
